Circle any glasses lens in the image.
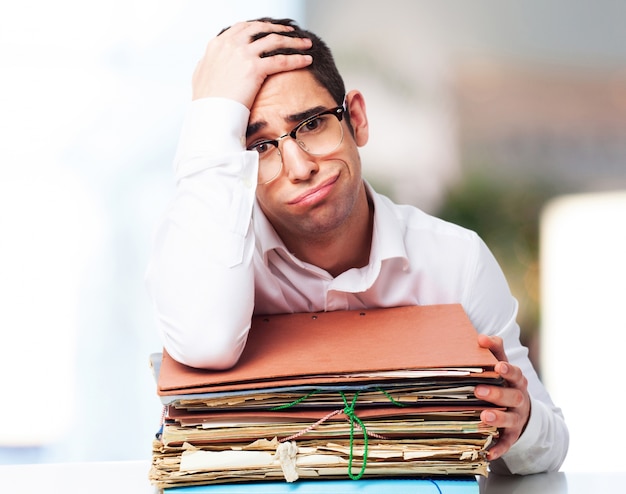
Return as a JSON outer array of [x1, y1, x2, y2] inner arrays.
[[295, 113, 344, 155], [254, 108, 344, 185], [257, 145, 282, 184]]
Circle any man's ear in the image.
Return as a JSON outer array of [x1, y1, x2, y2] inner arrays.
[[345, 90, 369, 147]]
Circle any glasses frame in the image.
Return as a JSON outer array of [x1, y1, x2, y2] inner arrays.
[[249, 100, 347, 185]]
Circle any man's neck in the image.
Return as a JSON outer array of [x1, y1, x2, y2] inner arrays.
[[285, 188, 374, 278]]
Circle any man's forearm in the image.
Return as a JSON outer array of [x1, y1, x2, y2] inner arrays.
[[146, 99, 257, 369]]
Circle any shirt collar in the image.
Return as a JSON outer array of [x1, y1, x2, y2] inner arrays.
[[364, 180, 410, 269], [253, 201, 287, 264]]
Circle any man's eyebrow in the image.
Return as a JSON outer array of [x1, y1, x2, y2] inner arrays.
[[246, 121, 266, 139], [246, 105, 329, 138], [288, 105, 328, 124]]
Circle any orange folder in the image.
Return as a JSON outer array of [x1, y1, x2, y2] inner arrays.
[[157, 304, 500, 396]]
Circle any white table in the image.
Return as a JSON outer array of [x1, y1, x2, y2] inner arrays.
[[0, 461, 155, 494], [1, 460, 624, 493]]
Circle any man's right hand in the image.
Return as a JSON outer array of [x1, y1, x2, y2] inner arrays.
[[192, 20, 313, 108]]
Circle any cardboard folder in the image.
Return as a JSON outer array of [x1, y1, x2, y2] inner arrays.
[[158, 304, 499, 396], [166, 405, 487, 426]]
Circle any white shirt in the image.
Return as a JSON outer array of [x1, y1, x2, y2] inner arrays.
[[146, 97, 568, 475]]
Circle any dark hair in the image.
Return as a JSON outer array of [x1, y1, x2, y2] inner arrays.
[[220, 18, 346, 107]]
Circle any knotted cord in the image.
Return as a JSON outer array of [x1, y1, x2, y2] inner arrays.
[[271, 388, 407, 480], [340, 391, 368, 480]]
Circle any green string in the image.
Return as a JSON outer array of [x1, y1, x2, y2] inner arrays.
[[269, 390, 320, 410], [376, 387, 408, 407], [340, 391, 368, 480], [269, 388, 407, 481]]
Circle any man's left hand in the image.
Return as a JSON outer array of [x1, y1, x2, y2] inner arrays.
[[475, 334, 531, 461]]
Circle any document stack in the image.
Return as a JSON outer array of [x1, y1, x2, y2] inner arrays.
[[149, 304, 503, 493]]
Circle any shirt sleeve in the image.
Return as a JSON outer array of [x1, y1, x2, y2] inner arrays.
[[464, 236, 569, 474], [145, 98, 258, 369]]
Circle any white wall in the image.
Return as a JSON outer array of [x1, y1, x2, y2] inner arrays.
[[540, 191, 626, 472], [0, 0, 303, 464]]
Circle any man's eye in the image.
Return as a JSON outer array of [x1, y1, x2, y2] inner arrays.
[[249, 141, 273, 155], [300, 116, 324, 134]]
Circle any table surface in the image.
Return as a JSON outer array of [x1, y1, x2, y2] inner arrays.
[[0, 460, 623, 494]]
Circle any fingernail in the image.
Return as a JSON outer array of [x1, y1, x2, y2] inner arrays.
[[500, 363, 509, 374], [475, 386, 489, 397], [484, 411, 497, 422]]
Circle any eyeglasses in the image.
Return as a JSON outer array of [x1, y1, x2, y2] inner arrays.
[[247, 101, 346, 185]]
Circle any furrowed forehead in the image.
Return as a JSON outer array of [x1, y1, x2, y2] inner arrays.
[[246, 70, 336, 138]]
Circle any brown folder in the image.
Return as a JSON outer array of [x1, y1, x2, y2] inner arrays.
[[158, 304, 499, 396], [167, 404, 491, 425]]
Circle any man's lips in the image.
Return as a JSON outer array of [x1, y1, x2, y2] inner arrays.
[[287, 175, 339, 206]]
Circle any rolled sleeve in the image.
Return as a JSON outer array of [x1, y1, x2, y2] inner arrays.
[[174, 97, 251, 181], [495, 398, 569, 475], [146, 97, 258, 368]]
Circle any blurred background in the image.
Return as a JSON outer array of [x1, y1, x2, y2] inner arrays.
[[1, 0, 625, 472]]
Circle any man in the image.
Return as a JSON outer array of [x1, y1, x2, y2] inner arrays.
[[146, 18, 568, 475]]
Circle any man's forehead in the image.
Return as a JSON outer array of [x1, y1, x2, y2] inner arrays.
[[250, 69, 332, 110], [247, 74, 335, 137]]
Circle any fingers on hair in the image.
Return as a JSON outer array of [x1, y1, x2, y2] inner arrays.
[[217, 17, 299, 37]]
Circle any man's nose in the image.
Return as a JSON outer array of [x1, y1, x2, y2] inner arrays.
[[279, 138, 319, 181]]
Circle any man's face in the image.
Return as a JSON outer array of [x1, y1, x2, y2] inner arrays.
[[247, 70, 368, 244]]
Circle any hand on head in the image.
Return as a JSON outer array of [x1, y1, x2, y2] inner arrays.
[[192, 20, 313, 108]]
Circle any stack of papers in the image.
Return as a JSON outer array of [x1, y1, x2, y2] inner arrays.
[[149, 305, 501, 491]]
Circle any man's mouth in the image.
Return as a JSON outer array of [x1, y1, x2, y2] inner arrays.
[[288, 175, 339, 206]]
